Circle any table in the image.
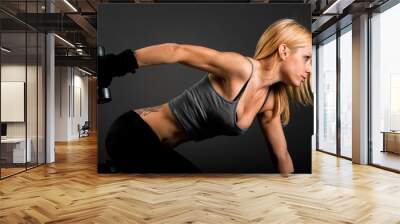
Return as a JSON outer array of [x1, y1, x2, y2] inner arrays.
[[381, 131, 400, 154], [1, 138, 32, 163]]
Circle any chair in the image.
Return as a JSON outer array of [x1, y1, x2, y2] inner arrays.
[[78, 121, 90, 138]]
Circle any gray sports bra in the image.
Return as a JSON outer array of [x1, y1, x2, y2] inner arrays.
[[168, 57, 271, 141]]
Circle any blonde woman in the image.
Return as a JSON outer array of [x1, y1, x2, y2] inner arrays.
[[100, 19, 313, 176]]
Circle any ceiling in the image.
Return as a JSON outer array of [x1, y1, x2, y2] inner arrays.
[[0, 0, 391, 72]]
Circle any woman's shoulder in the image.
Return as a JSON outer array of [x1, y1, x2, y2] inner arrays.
[[217, 52, 255, 82], [257, 87, 276, 115]]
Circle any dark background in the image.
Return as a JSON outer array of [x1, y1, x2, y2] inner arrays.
[[97, 3, 313, 173]]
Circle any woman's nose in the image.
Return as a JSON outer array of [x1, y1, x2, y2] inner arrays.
[[305, 63, 311, 74]]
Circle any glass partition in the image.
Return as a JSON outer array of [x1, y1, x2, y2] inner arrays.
[[0, 0, 46, 179], [339, 26, 352, 158], [317, 35, 337, 155], [27, 30, 38, 169], [370, 3, 400, 171], [38, 31, 45, 165], [1, 30, 28, 177]]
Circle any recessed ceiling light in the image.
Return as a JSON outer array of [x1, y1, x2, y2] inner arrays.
[[1, 47, 11, 53], [77, 67, 92, 76], [63, 0, 78, 12], [322, 0, 354, 15], [54, 34, 75, 48]]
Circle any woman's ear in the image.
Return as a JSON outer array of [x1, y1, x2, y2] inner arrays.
[[278, 44, 290, 61]]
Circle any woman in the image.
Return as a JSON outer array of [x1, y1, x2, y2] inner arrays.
[[102, 18, 313, 176]]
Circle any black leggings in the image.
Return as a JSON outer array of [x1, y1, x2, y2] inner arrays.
[[105, 110, 200, 172]]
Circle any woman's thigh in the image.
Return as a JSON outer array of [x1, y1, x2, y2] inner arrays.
[[105, 110, 200, 172]]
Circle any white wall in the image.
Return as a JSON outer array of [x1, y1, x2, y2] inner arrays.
[[1, 65, 37, 137], [1, 63, 46, 164], [73, 72, 89, 138], [55, 67, 89, 141], [55, 66, 69, 141]]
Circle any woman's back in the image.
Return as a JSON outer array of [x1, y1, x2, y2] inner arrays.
[[134, 57, 274, 147]]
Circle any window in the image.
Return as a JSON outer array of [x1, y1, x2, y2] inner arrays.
[[317, 35, 337, 155], [370, 2, 400, 171], [339, 26, 352, 158]]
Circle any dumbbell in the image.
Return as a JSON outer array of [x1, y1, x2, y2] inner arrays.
[[97, 46, 111, 104], [97, 46, 139, 104]]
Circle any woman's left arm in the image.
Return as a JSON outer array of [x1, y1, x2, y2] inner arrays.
[[257, 110, 294, 177]]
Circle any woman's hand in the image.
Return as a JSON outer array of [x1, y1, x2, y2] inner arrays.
[[277, 153, 294, 177]]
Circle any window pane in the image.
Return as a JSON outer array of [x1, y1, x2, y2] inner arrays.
[[312, 45, 317, 150], [371, 3, 400, 171], [318, 35, 337, 154], [1, 30, 28, 177], [38, 32, 46, 165], [340, 27, 352, 158], [27, 31, 38, 169]]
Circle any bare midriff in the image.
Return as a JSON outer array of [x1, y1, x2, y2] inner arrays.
[[133, 103, 191, 148]]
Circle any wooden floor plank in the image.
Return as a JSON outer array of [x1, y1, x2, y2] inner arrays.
[[0, 133, 399, 223]]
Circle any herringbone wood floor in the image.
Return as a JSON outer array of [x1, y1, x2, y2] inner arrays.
[[1, 133, 400, 224]]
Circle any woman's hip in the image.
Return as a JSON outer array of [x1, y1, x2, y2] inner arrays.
[[105, 109, 200, 172]]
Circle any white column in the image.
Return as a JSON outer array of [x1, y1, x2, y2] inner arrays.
[[352, 14, 369, 164], [46, 0, 55, 163]]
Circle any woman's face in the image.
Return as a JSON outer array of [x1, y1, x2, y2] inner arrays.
[[279, 44, 312, 87]]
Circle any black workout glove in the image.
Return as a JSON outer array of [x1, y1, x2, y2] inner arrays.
[[97, 49, 139, 88]]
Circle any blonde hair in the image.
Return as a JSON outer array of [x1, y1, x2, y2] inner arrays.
[[253, 18, 313, 125]]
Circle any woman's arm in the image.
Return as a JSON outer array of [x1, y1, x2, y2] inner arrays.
[[257, 109, 294, 177], [134, 43, 180, 66], [133, 43, 250, 80]]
